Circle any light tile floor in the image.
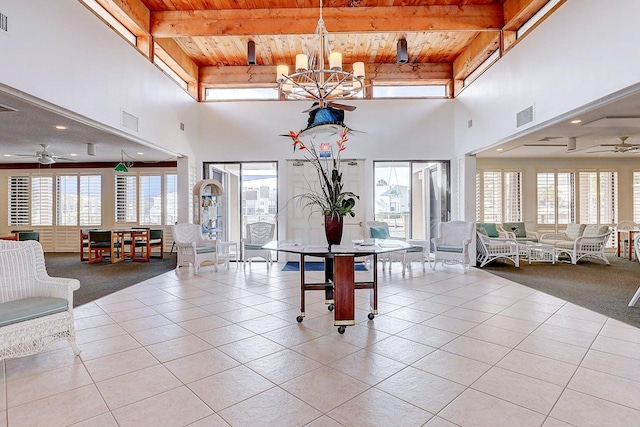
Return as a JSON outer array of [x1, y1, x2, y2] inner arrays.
[[3, 260, 640, 426]]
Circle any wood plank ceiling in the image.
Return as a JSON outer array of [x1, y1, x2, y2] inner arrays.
[[93, 0, 561, 100]]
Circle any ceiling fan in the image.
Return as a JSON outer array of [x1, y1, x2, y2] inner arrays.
[[13, 144, 75, 164], [588, 136, 640, 154]]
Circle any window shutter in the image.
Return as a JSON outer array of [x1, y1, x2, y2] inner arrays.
[[115, 175, 137, 223], [503, 171, 522, 222], [139, 175, 162, 225], [165, 174, 178, 225], [31, 176, 53, 226], [482, 171, 502, 222], [57, 175, 78, 226], [537, 172, 555, 224], [80, 175, 101, 226], [633, 172, 640, 223], [8, 176, 29, 226]]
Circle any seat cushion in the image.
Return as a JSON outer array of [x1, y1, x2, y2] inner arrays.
[[476, 223, 499, 238], [369, 226, 390, 239], [436, 245, 463, 253], [0, 297, 68, 327], [244, 244, 265, 250], [195, 247, 216, 254], [407, 245, 424, 253], [502, 222, 527, 238], [515, 236, 539, 242]]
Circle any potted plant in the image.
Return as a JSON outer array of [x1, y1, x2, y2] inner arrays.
[[287, 127, 359, 246]]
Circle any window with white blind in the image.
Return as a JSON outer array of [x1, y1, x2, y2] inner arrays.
[[537, 172, 575, 225], [476, 170, 522, 223], [139, 175, 162, 225], [31, 176, 53, 226], [8, 176, 29, 227], [57, 175, 78, 226], [57, 175, 102, 226], [633, 172, 640, 223], [115, 175, 137, 223], [80, 175, 102, 226], [579, 171, 617, 225], [166, 174, 178, 225]]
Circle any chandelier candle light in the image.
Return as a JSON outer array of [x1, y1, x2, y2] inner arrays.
[[276, 1, 366, 104]]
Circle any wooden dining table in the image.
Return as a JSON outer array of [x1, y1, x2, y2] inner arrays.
[[616, 228, 640, 260]]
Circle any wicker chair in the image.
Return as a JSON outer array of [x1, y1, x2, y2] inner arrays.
[[242, 222, 276, 269], [0, 240, 81, 360], [171, 223, 220, 273], [431, 220, 475, 272], [360, 220, 408, 272], [554, 226, 612, 265], [476, 230, 519, 268]]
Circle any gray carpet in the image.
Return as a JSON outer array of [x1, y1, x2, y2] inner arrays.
[[482, 254, 640, 328], [43, 253, 177, 307]]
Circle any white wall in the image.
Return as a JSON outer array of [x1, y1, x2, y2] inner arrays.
[[195, 98, 456, 223], [455, 0, 640, 157], [0, 0, 197, 160]]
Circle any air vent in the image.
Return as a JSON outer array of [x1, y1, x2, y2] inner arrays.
[[0, 103, 17, 113], [0, 13, 7, 33], [121, 110, 138, 132], [516, 106, 534, 127]]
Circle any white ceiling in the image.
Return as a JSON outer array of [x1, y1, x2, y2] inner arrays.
[[2, 83, 640, 165], [0, 88, 181, 165]]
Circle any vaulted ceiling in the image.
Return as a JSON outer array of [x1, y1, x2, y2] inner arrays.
[[94, 0, 560, 100]]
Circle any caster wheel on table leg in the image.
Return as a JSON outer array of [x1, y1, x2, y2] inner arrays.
[[368, 313, 375, 320], [296, 316, 304, 323], [328, 304, 334, 312], [337, 326, 346, 334]]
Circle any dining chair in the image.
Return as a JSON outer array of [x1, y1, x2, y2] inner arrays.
[[88, 230, 124, 264], [132, 229, 164, 261], [431, 220, 475, 272]]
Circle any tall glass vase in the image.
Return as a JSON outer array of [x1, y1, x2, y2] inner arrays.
[[324, 215, 344, 247]]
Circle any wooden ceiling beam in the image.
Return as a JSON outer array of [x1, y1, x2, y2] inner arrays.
[[200, 63, 452, 87], [503, 0, 554, 31], [155, 38, 199, 82], [452, 31, 500, 80], [151, 5, 504, 38], [94, 0, 150, 36]]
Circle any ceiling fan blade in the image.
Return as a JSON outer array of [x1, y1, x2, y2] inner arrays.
[[327, 102, 357, 111], [587, 149, 615, 153], [13, 154, 39, 158]]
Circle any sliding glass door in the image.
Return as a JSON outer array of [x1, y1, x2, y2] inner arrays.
[[205, 162, 278, 261], [373, 161, 449, 247]]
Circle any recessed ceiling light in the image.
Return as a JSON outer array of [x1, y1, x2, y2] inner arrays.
[[137, 152, 144, 155], [70, 153, 78, 157], [3, 154, 11, 157], [55, 125, 67, 130], [496, 148, 504, 152], [570, 119, 582, 124]]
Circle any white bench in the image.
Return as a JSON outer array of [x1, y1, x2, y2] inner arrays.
[[0, 240, 81, 360]]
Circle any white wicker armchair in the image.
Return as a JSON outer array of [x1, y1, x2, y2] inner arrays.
[[431, 221, 475, 272], [242, 222, 276, 269], [476, 231, 520, 268], [171, 223, 221, 273], [0, 240, 81, 360]]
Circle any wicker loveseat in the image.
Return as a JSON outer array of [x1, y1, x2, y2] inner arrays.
[[0, 240, 81, 360], [540, 224, 612, 264]]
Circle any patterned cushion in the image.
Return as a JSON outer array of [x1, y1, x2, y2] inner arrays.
[[583, 225, 610, 237], [565, 223, 586, 240], [502, 222, 526, 238], [476, 227, 488, 236], [476, 223, 499, 238], [369, 226, 390, 239]]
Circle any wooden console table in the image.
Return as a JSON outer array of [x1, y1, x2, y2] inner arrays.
[[263, 240, 410, 334]]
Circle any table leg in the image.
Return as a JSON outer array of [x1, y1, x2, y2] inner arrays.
[[333, 255, 355, 334], [297, 254, 306, 322], [370, 253, 378, 317]]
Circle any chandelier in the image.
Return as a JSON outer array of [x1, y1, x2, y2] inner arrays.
[[276, 1, 365, 104]]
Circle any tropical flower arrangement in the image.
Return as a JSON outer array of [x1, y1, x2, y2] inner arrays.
[[288, 127, 359, 219]]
